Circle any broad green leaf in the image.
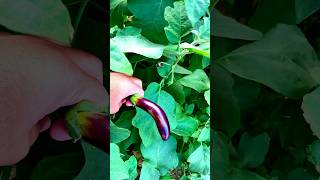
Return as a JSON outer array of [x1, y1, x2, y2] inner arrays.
[[132, 83, 177, 146], [213, 64, 240, 137], [185, 0, 210, 26], [110, 43, 133, 75], [307, 140, 320, 173], [172, 104, 199, 136], [284, 167, 317, 180], [302, 86, 320, 139], [111, 0, 126, 9], [198, 17, 210, 41], [295, 0, 320, 23], [189, 55, 210, 71], [213, 132, 230, 179], [174, 64, 192, 75], [204, 90, 210, 105], [197, 127, 210, 142], [212, 9, 263, 41], [127, 0, 173, 44], [233, 77, 260, 112], [157, 58, 175, 78], [110, 143, 129, 180], [115, 110, 136, 129], [116, 26, 141, 36], [0, 0, 73, 44], [227, 168, 266, 180], [30, 153, 82, 180], [141, 137, 179, 175], [164, 81, 186, 104], [187, 144, 210, 174], [110, 121, 131, 144], [124, 156, 138, 180], [238, 133, 270, 168], [110, 0, 129, 27], [111, 35, 165, 59], [164, 1, 192, 44], [74, 141, 108, 180], [249, 0, 320, 32], [140, 162, 160, 180], [218, 24, 318, 98], [184, 103, 195, 115], [179, 69, 210, 92]]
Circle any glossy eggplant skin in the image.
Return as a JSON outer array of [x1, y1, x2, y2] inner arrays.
[[130, 95, 170, 140], [77, 112, 109, 152], [64, 101, 109, 153]]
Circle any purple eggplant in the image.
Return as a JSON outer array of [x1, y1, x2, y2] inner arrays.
[[65, 101, 109, 152], [129, 94, 170, 141]]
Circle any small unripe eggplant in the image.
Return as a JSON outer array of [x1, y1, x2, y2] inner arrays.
[[129, 94, 170, 141], [65, 101, 109, 152]]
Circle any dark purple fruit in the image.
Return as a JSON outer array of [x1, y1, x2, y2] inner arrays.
[[129, 94, 170, 140]]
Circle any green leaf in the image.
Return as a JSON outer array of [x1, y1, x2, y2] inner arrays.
[[213, 132, 230, 179], [204, 90, 210, 105], [197, 127, 210, 142], [218, 24, 318, 98], [74, 141, 108, 180], [164, 1, 192, 44], [124, 156, 138, 180], [227, 168, 266, 180], [172, 104, 199, 136], [307, 140, 320, 173], [198, 17, 210, 41], [141, 137, 179, 175], [30, 153, 82, 180], [0, 0, 73, 44], [132, 82, 177, 146], [238, 133, 270, 168], [110, 143, 129, 180], [302, 86, 320, 139], [140, 162, 160, 180], [249, 0, 320, 32], [213, 64, 240, 137], [284, 167, 317, 180], [110, 121, 131, 144], [164, 81, 186, 104], [212, 9, 263, 41], [185, 0, 210, 26], [110, 0, 129, 27], [295, 0, 320, 23], [127, 0, 174, 44], [187, 143, 210, 174], [111, 0, 126, 9], [111, 32, 165, 59], [115, 110, 136, 129], [174, 65, 192, 75], [110, 43, 133, 75], [179, 69, 210, 93]]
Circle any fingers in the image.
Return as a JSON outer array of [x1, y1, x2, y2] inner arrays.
[[62, 48, 103, 83], [110, 72, 144, 114], [29, 117, 51, 146], [63, 74, 109, 110], [49, 118, 71, 141]]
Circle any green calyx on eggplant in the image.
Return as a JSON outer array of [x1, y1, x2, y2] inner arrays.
[[65, 101, 109, 152], [129, 94, 170, 141]]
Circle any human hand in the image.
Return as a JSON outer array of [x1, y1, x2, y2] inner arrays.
[[0, 34, 107, 165], [110, 72, 144, 114]]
